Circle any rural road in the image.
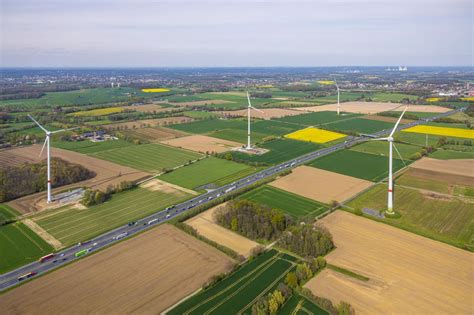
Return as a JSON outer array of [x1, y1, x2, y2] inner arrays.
[[0, 107, 463, 292]]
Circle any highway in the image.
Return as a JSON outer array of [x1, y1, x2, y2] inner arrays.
[[0, 107, 463, 291]]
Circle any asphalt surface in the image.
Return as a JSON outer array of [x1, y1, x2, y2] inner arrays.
[[0, 107, 463, 291]]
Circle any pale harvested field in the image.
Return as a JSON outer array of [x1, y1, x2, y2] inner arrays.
[[219, 108, 303, 119], [161, 135, 242, 154], [294, 102, 403, 114], [305, 211, 474, 315], [124, 104, 181, 113], [142, 178, 198, 195], [103, 116, 193, 130], [392, 104, 451, 113], [170, 99, 234, 107], [3, 145, 150, 214], [410, 157, 474, 186], [185, 203, 259, 257], [270, 166, 372, 203], [0, 224, 233, 314], [209, 91, 247, 97], [361, 114, 413, 124], [124, 127, 188, 142]]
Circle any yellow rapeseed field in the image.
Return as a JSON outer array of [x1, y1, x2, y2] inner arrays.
[[285, 127, 346, 143], [141, 88, 170, 93], [317, 80, 335, 85], [425, 97, 442, 102], [403, 125, 474, 139], [70, 107, 125, 117], [460, 97, 474, 102]]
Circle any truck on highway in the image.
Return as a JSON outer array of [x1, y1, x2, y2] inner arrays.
[[225, 186, 236, 193], [38, 253, 55, 263], [113, 232, 128, 240], [147, 218, 158, 225], [17, 272, 37, 281]]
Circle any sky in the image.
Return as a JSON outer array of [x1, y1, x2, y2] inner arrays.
[[1, 0, 472, 67]]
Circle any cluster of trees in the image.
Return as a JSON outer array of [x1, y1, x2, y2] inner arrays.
[[285, 258, 326, 290], [465, 105, 474, 117], [277, 224, 334, 258], [213, 200, 292, 241], [251, 283, 292, 315], [250, 92, 272, 99], [81, 181, 134, 207], [409, 146, 435, 161], [0, 158, 95, 202], [300, 288, 355, 315]]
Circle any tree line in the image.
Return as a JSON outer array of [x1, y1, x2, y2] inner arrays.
[[0, 158, 95, 202]]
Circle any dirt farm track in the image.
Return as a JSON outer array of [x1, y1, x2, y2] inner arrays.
[[0, 224, 233, 314], [305, 211, 474, 314]]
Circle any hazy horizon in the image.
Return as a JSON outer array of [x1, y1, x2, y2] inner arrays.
[[1, 0, 472, 67]]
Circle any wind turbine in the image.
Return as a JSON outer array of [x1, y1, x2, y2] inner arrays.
[[370, 106, 408, 215], [28, 115, 78, 204], [334, 79, 340, 115], [246, 92, 264, 150]]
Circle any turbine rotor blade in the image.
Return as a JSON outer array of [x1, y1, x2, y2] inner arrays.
[[389, 105, 408, 138], [370, 137, 389, 141], [39, 137, 48, 157], [28, 115, 48, 133], [51, 127, 79, 134], [247, 91, 252, 107], [393, 143, 407, 167], [250, 106, 264, 113]]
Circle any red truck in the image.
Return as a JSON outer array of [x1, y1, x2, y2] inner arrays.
[[38, 253, 55, 263]]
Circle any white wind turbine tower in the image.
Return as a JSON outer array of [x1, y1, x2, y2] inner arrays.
[[335, 79, 340, 115], [370, 106, 408, 214], [246, 92, 264, 150], [28, 115, 78, 204]]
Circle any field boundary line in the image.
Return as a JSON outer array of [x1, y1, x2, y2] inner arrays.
[[22, 219, 63, 250], [238, 262, 295, 314]]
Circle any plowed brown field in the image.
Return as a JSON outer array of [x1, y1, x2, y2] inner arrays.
[[270, 166, 372, 203], [103, 116, 193, 130], [0, 224, 233, 314], [409, 157, 474, 186], [2, 145, 150, 213], [185, 203, 259, 257], [170, 99, 234, 106], [294, 102, 451, 114], [305, 211, 474, 315], [161, 135, 242, 153], [124, 127, 188, 142]]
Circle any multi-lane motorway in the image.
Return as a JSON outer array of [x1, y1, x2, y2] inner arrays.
[[0, 107, 463, 291]]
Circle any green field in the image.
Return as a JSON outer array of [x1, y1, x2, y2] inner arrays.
[[0, 222, 54, 274], [250, 120, 302, 136], [308, 150, 407, 182], [0, 87, 160, 109], [183, 110, 220, 119], [53, 139, 134, 154], [429, 149, 474, 159], [91, 143, 202, 172], [350, 141, 422, 160], [0, 204, 20, 221], [159, 157, 256, 190], [276, 111, 362, 126], [279, 294, 329, 315], [33, 187, 190, 246], [209, 128, 268, 144], [369, 92, 418, 102], [168, 118, 248, 134], [347, 184, 474, 251], [238, 186, 328, 218], [230, 138, 322, 165], [168, 249, 315, 315], [324, 118, 395, 134]]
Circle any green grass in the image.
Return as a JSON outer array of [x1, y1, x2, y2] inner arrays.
[[396, 173, 452, 195], [308, 150, 407, 182], [91, 143, 202, 172], [327, 264, 370, 281], [429, 149, 474, 160], [276, 111, 362, 126], [0, 222, 54, 274], [183, 110, 220, 119], [369, 92, 418, 102], [0, 204, 20, 221], [208, 129, 267, 144], [230, 138, 323, 165], [168, 249, 301, 315], [159, 157, 255, 190], [394, 130, 472, 147], [53, 139, 133, 154], [33, 187, 190, 246], [250, 120, 302, 136], [347, 184, 474, 251], [238, 185, 328, 218], [324, 118, 395, 134], [350, 141, 422, 160]]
